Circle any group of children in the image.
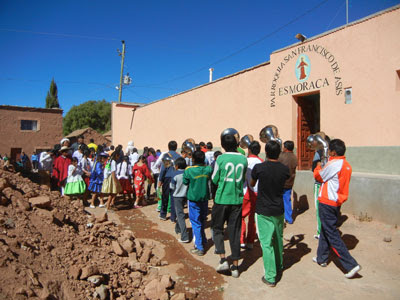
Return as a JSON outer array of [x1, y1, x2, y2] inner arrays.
[[155, 133, 361, 285], [20, 132, 361, 285]]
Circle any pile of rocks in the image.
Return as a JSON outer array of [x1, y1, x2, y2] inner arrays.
[[0, 169, 187, 300]]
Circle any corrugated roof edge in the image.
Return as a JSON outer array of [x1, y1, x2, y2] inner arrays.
[[272, 4, 400, 54], [0, 105, 63, 114]]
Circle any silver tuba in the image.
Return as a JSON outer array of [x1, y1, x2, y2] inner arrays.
[[306, 132, 329, 166], [161, 153, 173, 168], [239, 134, 254, 149], [182, 138, 196, 156], [259, 125, 282, 147], [220, 128, 240, 145]]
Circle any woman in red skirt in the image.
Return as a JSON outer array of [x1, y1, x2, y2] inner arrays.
[[132, 155, 153, 208], [117, 156, 134, 202]]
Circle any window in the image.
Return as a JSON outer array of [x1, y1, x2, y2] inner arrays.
[[20, 120, 38, 131], [396, 70, 400, 91], [344, 87, 352, 104]]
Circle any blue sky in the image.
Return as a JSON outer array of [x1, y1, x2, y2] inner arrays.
[[0, 0, 398, 115]]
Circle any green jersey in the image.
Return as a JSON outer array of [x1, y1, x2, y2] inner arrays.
[[183, 165, 212, 202], [211, 152, 248, 205]]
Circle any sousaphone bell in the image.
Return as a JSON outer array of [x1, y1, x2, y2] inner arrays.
[[259, 125, 282, 147], [182, 138, 196, 156], [239, 134, 254, 149], [306, 132, 329, 166], [220, 128, 240, 145]]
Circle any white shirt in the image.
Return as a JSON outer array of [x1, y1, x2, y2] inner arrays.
[[104, 160, 117, 179], [72, 150, 83, 163], [129, 152, 139, 166], [244, 156, 263, 194], [39, 152, 53, 171], [117, 161, 131, 179], [205, 151, 215, 165]]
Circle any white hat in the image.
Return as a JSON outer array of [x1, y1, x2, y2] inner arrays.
[[59, 146, 70, 152], [60, 138, 70, 145]]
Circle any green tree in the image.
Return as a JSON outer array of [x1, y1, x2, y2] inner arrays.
[[63, 100, 111, 135], [45, 78, 60, 108]]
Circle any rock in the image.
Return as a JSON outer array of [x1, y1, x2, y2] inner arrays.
[[0, 177, 9, 191], [121, 239, 134, 253], [96, 212, 108, 223], [29, 196, 52, 209], [128, 262, 147, 273], [2, 187, 13, 200], [69, 265, 82, 280], [52, 210, 65, 223], [171, 293, 186, 300], [112, 241, 127, 256], [383, 236, 392, 242], [160, 275, 174, 290], [88, 275, 104, 286], [35, 208, 54, 224], [95, 284, 108, 300], [140, 248, 152, 263], [80, 265, 100, 279], [0, 195, 9, 206], [4, 218, 15, 229], [144, 279, 166, 300], [160, 293, 169, 300], [135, 240, 143, 256], [15, 198, 31, 211], [121, 229, 135, 240]]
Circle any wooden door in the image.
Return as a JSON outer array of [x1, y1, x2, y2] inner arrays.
[[10, 148, 22, 162], [296, 95, 319, 170]]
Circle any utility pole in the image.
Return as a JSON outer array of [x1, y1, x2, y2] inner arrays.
[[346, 0, 349, 25], [118, 40, 126, 103]]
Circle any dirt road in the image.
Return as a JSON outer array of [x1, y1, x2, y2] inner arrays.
[[106, 199, 400, 300]]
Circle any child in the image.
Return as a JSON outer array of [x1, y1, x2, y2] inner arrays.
[[52, 146, 72, 195], [132, 155, 153, 208], [64, 157, 86, 197], [211, 134, 248, 277], [102, 145, 123, 210], [117, 155, 134, 202], [204, 142, 215, 165], [170, 157, 189, 243], [241, 141, 263, 250], [183, 151, 212, 255], [313, 139, 361, 279], [250, 140, 289, 287], [88, 151, 108, 208], [278, 140, 298, 224]]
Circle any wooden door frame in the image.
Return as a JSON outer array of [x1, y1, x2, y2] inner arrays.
[[294, 91, 320, 170]]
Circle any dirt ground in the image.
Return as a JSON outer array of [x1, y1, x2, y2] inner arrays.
[[100, 197, 400, 300]]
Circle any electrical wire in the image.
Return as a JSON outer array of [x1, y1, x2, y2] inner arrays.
[[0, 28, 119, 41]]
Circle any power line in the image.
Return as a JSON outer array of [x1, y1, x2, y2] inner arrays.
[[0, 77, 116, 88], [152, 0, 331, 86], [0, 28, 119, 41]]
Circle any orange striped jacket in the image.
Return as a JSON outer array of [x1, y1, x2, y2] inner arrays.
[[313, 156, 352, 207]]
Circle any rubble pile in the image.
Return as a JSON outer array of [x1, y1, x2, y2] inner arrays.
[[0, 169, 186, 300]]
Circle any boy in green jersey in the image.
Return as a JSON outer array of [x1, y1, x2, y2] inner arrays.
[[211, 134, 248, 278], [183, 151, 212, 256]]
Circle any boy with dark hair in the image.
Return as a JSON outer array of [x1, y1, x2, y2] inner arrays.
[[170, 157, 189, 243], [278, 140, 298, 224], [251, 140, 289, 287], [241, 141, 263, 249], [183, 151, 212, 256], [211, 134, 248, 277], [313, 139, 361, 278], [205, 142, 215, 165], [159, 140, 181, 221]]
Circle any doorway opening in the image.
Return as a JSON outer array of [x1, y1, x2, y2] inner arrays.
[[295, 93, 320, 170]]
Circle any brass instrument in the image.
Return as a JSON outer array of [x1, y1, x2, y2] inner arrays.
[[239, 134, 254, 149], [162, 153, 173, 168], [306, 132, 329, 166], [220, 128, 240, 145], [181, 138, 196, 156], [259, 125, 282, 147]]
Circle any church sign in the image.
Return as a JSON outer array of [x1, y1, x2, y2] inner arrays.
[[269, 44, 343, 107]]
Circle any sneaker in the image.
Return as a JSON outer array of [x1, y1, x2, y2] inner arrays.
[[156, 208, 161, 212], [345, 265, 361, 279], [134, 205, 143, 208], [159, 216, 167, 221], [89, 205, 95, 209], [216, 260, 230, 273], [178, 239, 190, 243], [240, 243, 247, 249], [312, 256, 327, 267], [314, 234, 320, 239], [190, 248, 204, 256], [99, 204, 105, 208], [230, 265, 240, 278], [261, 276, 276, 287]]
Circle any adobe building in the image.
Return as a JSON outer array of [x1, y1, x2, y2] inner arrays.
[[0, 105, 63, 161], [112, 6, 400, 224], [65, 127, 111, 147]]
